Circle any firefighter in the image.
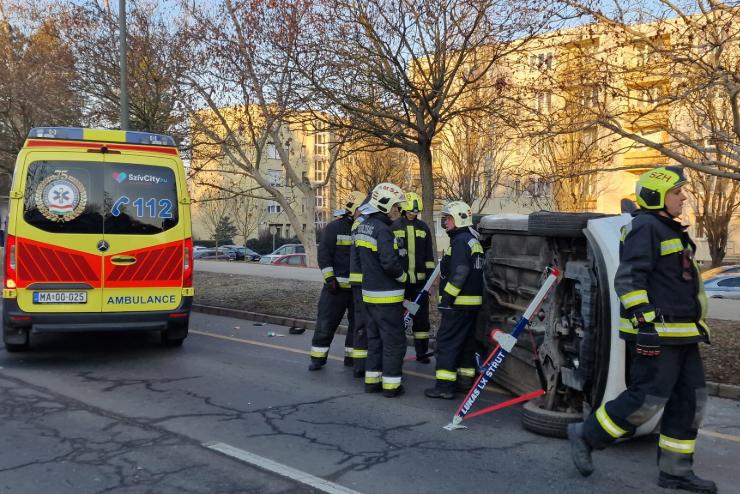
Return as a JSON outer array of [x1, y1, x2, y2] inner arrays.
[[349, 194, 371, 378], [392, 191, 435, 363], [568, 166, 716, 494], [425, 201, 483, 399], [355, 182, 408, 397], [309, 190, 365, 371]]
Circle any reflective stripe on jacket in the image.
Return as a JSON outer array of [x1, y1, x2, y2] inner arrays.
[[614, 210, 709, 344], [318, 215, 353, 289], [356, 213, 406, 304], [391, 215, 435, 285]]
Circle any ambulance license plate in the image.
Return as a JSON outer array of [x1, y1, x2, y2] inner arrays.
[[33, 291, 87, 304]]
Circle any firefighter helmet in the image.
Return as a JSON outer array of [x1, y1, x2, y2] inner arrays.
[[369, 182, 405, 214], [635, 166, 688, 210], [403, 191, 423, 213], [441, 200, 473, 228], [344, 190, 365, 215]]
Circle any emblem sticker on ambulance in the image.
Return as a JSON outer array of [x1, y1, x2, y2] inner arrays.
[[35, 171, 87, 222]]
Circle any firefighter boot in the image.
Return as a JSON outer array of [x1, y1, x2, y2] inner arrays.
[[424, 381, 455, 400], [567, 423, 594, 477], [383, 385, 405, 398], [658, 472, 717, 494], [415, 339, 430, 364], [308, 359, 325, 371], [365, 383, 382, 393], [456, 376, 475, 393]]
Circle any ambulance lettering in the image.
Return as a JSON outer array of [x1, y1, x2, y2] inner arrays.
[[106, 295, 177, 305]]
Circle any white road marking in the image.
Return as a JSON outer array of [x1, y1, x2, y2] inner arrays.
[[204, 441, 362, 494]]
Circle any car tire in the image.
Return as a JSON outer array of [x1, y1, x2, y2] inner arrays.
[[161, 328, 188, 347], [3, 327, 29, 352], [528, 211, 609, 238], [521, 399, 582, 438]]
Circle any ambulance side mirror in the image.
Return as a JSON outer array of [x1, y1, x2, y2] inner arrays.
[[0, 230, 4, 247]]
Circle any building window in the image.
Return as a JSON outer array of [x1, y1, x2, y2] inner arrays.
[[537, 91, 552, 113], [531, 52, 554, 70], [314, 160, 326, 182], [315, 210, 327, 229], [267, 200, 282, 214], [314, 131, 328, 157], [266, 143, 280, 160], [267, 169, 283, 187], [583, 86, 599, 107], [315, 185, 326, 208]]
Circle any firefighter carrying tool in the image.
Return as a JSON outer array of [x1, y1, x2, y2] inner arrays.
[[308, 191, 365, 371], [392, 191, 436, 363], [568, 166, 716, 494]]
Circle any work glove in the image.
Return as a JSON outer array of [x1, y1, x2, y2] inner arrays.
[[635, 322, 661, 358], [438, 294, 455, 312], [325, 277, 338, 293]]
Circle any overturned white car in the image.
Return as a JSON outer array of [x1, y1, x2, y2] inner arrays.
[[477, 211, 661, 438]]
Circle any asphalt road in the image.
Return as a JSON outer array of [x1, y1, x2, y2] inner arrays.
[[1, 312, 739, 493]]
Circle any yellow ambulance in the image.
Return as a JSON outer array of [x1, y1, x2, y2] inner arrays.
[[2, 127, 194, 351]]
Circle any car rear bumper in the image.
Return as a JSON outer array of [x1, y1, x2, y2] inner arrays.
[[2, 296, 192, 334]]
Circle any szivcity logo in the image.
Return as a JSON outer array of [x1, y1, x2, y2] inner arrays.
[[112, 171, 168, 184]]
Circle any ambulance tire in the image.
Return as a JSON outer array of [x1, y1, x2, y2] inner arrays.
[[3, 326, 29, 352], [161, 328, 188, 347], [521, 399, 581, 438]]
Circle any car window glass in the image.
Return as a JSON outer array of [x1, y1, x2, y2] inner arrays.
[[717, 277, 740, 287], [287, 255, 300, 265], [23, 161, 104, 234], [104, 164, 179, 235]]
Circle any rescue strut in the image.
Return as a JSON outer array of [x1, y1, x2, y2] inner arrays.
[[444, 266, 561, 431], [402, 263, 441, 330]]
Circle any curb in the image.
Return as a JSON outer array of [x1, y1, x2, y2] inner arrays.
[[192, 304, 740, 401]]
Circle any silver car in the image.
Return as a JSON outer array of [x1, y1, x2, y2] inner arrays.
[[703, 274, 740, 299]]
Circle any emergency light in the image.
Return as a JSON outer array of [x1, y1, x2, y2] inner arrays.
[[28, 127, 176, 147]]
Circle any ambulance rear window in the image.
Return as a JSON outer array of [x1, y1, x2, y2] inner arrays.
[[23, 161, 179, 235]]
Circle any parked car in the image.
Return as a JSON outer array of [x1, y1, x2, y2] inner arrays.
[[220, 245, 261, 262], [477, 211, 663, 439], [196, 247, 235, 261], [272, 253, 307, 267], [703, 274, 740, 299], [701, 264, 740, 279], [259, 244, 305, 264]]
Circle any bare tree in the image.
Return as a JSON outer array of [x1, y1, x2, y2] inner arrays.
[[228, 193, 266, 251], [196, 188, 230, 249], [290, 0, 564, 250], [336, 146, 409, 200], [557, 0, 740, 181], [0, 4, 81, 173], [180, 0, 351, 267], [433, 111, 515, 212], [58, 0, 190, 136]]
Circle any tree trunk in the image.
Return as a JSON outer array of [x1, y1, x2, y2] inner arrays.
[[417, 144, 438, 257], [706, 227, 727, 268]]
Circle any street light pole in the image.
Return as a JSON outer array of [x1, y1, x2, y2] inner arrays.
[[118, 0, 129, 130]]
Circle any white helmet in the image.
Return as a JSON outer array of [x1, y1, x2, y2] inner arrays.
[[441, 200, 473, 228], [344, 190, 365, 215], [369, 182, 405, 214]]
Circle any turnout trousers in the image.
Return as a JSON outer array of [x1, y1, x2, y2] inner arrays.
[[351, 286, 368, 373], [309, 286, 354, 365], [582, 343, 707, 476], [433, 310, 479, 392], [364, 302, 405, 392], [405, 283, 431, 357]]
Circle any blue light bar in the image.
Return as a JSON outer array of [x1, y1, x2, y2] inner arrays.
[[29, 127, 84, 140], [125, 131, 176, 147]]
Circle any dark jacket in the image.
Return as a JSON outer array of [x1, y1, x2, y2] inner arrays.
[[355, 213, 407, 304], [438, 228, 484, 310], [318, 215, 353, 289], [391, 215, 435, 285], [349, 214, 366, 286], [614, 210, 709, 344]]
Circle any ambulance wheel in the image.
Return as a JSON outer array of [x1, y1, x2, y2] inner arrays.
[[3, 327, 29, 352], [521, 399, 581, 438], [161, 328, 187, 347]]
